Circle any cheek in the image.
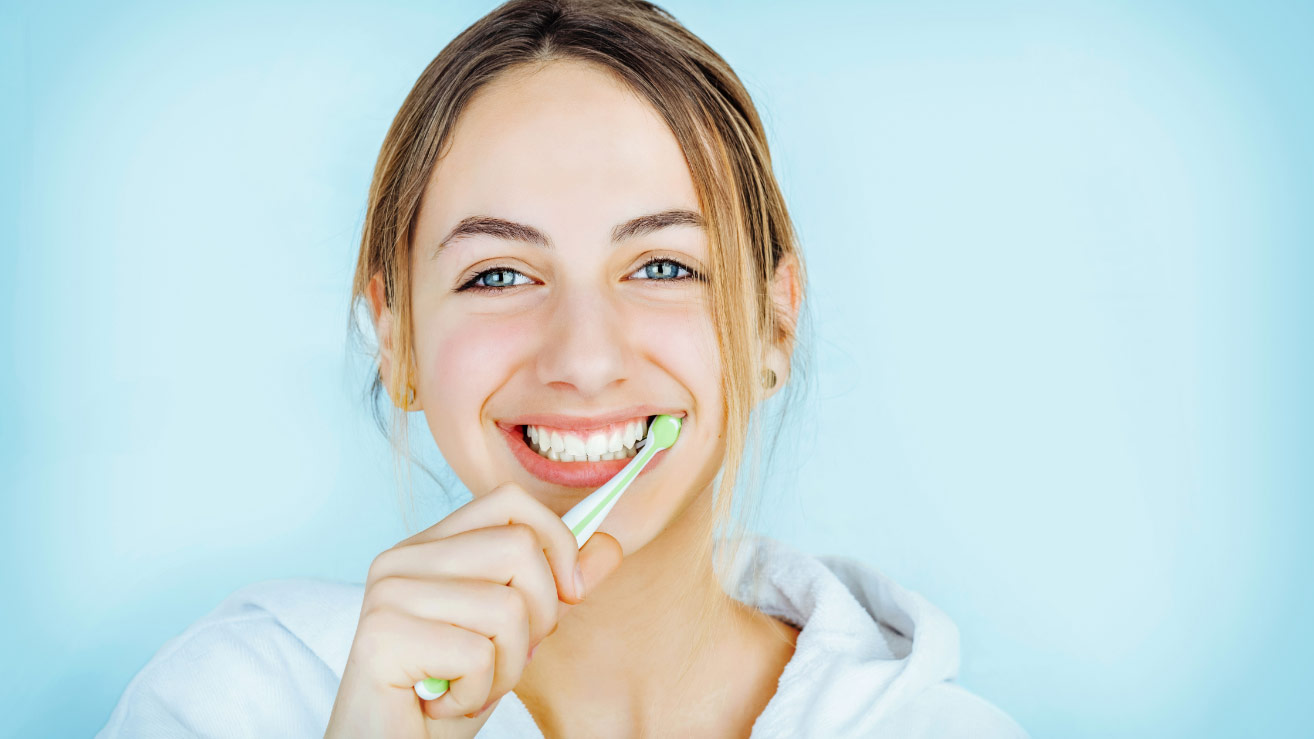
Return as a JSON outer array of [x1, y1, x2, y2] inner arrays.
[[628, 298, 722, 415], [421, 314, 534, 414]]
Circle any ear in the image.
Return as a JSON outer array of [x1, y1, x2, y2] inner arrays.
[[365, 271, 418, 410], [763, 251, 802, 399]]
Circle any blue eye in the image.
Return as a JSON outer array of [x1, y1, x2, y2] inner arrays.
[[630, 258, 702, 282], [455, 257, 704, 294], [458, 267, 533, 293]]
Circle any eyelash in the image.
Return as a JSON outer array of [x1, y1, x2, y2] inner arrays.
[[456, 257, 705, 294]]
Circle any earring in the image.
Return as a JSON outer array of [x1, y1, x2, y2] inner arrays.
[[761, 368, 777, 389]]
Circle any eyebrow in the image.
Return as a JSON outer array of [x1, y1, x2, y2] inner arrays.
[[431, 208, 705, 258]]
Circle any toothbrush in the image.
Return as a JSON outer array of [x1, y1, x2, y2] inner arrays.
[[413, 414, 682, 702]]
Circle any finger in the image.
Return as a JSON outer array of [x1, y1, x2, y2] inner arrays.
[[554, 533, 625, 629], [368, 525, 560, 644], [360, 609, 495, 720], [575, 532, 625, 598], [396, 483, 584, 602], [368, 575, 531, 701], [460, 695, 504, 722]]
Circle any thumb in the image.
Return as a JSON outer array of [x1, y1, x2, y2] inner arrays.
[[574, 531, 624, 599]]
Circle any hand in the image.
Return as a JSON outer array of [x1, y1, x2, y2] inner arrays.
[[324, 482, 624, 738]]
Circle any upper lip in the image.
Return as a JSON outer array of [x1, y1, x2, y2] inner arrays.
[[497, 405, 686, 432]]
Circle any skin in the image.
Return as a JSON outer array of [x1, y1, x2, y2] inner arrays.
[[365, 58, 803, 737]]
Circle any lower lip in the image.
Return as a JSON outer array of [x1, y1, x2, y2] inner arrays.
[[497, 420, 674, 489]]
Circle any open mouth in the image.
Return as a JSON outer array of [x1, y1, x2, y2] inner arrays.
[[496, 413, 676, 489], [521, 415, 656, 462]]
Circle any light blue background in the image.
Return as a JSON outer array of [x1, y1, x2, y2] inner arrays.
[[3, 1, 1310, 736]]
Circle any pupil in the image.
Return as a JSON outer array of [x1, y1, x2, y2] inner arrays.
[[647, 262, 674, 279]]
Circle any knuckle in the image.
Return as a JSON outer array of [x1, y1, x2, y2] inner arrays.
[[365, 548, 394, 585], [500, 482, 540, 512], [507, 483, 533, 505], [498, 585, 529, 626], [367, 574, 405, 607], [479, 633, 497, 670], [490, 481, 522, 500], [357, 591, 387, 623], [508, 523, 538, 556]]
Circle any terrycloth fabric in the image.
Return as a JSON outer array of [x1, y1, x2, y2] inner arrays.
[[96, 534, 1028, 738]]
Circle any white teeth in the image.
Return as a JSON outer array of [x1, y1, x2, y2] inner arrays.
[[524, 416, 659, 463], [564, 435, 586, 457]]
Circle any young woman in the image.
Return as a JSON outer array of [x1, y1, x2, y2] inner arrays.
[[99, 1, 1028, 736]]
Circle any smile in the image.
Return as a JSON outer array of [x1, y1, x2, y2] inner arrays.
[[524, 417, 650, 462], [495, 408, 685, 488]]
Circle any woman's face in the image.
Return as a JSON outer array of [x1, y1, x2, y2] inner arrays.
[[392, 60, 726, 553]]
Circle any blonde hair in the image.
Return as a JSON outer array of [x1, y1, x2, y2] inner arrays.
[[346, 0, 813, 699]]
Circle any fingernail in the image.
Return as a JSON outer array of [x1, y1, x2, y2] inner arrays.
[[574, 564, 586, 599]]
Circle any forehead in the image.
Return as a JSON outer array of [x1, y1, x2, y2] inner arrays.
[[421, 59, 699, 232]]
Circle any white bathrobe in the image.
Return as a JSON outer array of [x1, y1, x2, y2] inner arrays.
[[97, 535, 1028, 737]]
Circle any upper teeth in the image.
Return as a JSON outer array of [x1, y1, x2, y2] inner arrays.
[[526, 418, 650, 462]]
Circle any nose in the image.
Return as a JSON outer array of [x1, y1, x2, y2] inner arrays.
[[535, 285, 632, 397]]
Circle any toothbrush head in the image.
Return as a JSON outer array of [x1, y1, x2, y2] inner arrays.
[[649, 414, 681, 450]]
